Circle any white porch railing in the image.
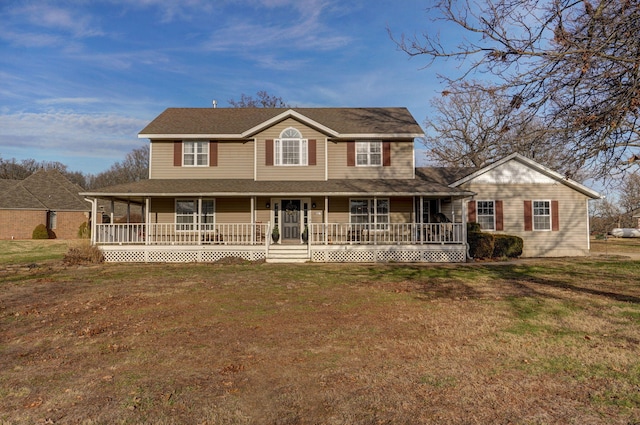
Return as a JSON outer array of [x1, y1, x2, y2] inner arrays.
[[94, 222, 464, 246], [308, 223, 464, 245], [95, 223, 270, 246]]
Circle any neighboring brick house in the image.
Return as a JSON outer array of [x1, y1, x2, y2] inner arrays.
[[0, 169, 90, 240]]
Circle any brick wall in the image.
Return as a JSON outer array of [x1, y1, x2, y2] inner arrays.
[[0, 210, 47, 240], [53, 211, 89, 239], [0, 209, 89, 240]]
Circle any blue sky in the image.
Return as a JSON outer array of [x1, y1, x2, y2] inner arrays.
[[0, 0, 454, 175]]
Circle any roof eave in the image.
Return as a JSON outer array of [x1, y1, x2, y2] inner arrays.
[[139, 134, 245, 140], [450, 153, 602, 199], [242, 109, 340, 138], [337, 133, 424, 139], [81, 190, 474, 198]]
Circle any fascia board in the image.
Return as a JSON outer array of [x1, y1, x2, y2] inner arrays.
[[139, 134, 243, 139], [338, 133, 425, 139], [81, 190, 475, 198], [241, 109, 339, 138], [450, 153, 602, 199]]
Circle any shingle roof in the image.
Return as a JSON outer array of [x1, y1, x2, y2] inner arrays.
[[139, 107, 424, 137], [82, 176, 472, 200], [0, 169, 90, 211], [81, 168, 476, 201], [416, 167, 479, 185]]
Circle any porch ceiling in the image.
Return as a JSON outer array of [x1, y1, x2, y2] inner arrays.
[[81, 178, 474, 202]]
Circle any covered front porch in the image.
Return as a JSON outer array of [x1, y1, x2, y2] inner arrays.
[[83, 178, 473, 263], [93, 221, 467, 263]]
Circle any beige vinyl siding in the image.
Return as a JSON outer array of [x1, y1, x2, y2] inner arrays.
[[254, 197, 272, 225], [150, 140, 254, 179], [390, 197, 413, 223], [255, 118, 326, 181], [327, 139, 414, 179], [327, 197, 350, 223], [215, 198, 251, 223], [461, 182, 591, 257], [149, 198, 175, 224], [440, 198, 463, 223]]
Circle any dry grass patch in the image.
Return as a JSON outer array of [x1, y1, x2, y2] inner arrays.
[[1, 259, 639, 424]]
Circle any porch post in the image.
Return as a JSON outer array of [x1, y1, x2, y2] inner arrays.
[[373, 197, 377, 245], [419, 196, 424, 245], [145, 197, 150, 246], [462, 197, 469, 257], [251, 197, 255, 244], [197, 198, 202, 246], [88, 197, 97, 245], [110, 200, 115, 223], [324, 196, 328, 245]]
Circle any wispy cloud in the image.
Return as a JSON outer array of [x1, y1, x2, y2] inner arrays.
[[0, 29, 62, 48], [0, 111, 146, 153], [202, 0, 352, 54], [115, 0, 216, 23], [35, 97, 103, 106], [7, 3, 104, 38]]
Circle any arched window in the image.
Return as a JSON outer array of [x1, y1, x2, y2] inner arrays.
[[275, 127, 307, 166]]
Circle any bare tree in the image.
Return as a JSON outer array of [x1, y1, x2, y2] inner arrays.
[[618, 171, 640, 215], [422, 82, 577, 175], [0, 156, 88, 187], [228, 91, 289, 108], [392, 0, 640, 178], [87, 145, 149, 189]]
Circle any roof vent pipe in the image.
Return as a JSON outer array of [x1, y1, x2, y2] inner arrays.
[[212, 100, 217, 108]]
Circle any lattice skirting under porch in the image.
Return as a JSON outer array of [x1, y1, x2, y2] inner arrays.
[[100, 246, 267, 263], [310, 245, 467, 263]]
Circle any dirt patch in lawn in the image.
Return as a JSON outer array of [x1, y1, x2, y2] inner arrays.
[[1, 259, 639, 424]]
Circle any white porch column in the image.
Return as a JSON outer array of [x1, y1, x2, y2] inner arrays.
[[251, 197, 256, 243], [324, 196, 329, 245], [86, 198, 97, 245], [373, 197, 377, 245], [145, 197, 150, 246]]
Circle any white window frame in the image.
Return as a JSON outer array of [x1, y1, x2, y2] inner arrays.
[[349, 198, 389, 230], [356, 140, 382, 166], [476, 200, 495, 231], [175, 199, 215, 231], [532, 200, 551, 231], [275, 127, 307, 166], [183, 141, 209, 167]]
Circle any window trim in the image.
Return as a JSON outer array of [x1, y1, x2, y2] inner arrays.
[[275, 127, 308, 166], [532, 200, 552, 231], [175, 198, 215, 232], [476, 200, 496, 231], [183, 141, 209, 167], [355, 140, 382, 167], [349, 198, 389, 230]]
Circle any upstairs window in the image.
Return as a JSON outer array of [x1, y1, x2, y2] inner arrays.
[[275, 128, 307, 166], [183, 141, 209, 166], [356, 141, 382, 166]]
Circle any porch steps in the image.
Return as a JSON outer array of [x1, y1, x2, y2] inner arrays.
[[266, 244, 310, 263]]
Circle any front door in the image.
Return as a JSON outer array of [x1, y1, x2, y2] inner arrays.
[[281, 199, 301, 242]]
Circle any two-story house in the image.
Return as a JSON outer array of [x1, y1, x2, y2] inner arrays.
[[82, 107, 600, 263]]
